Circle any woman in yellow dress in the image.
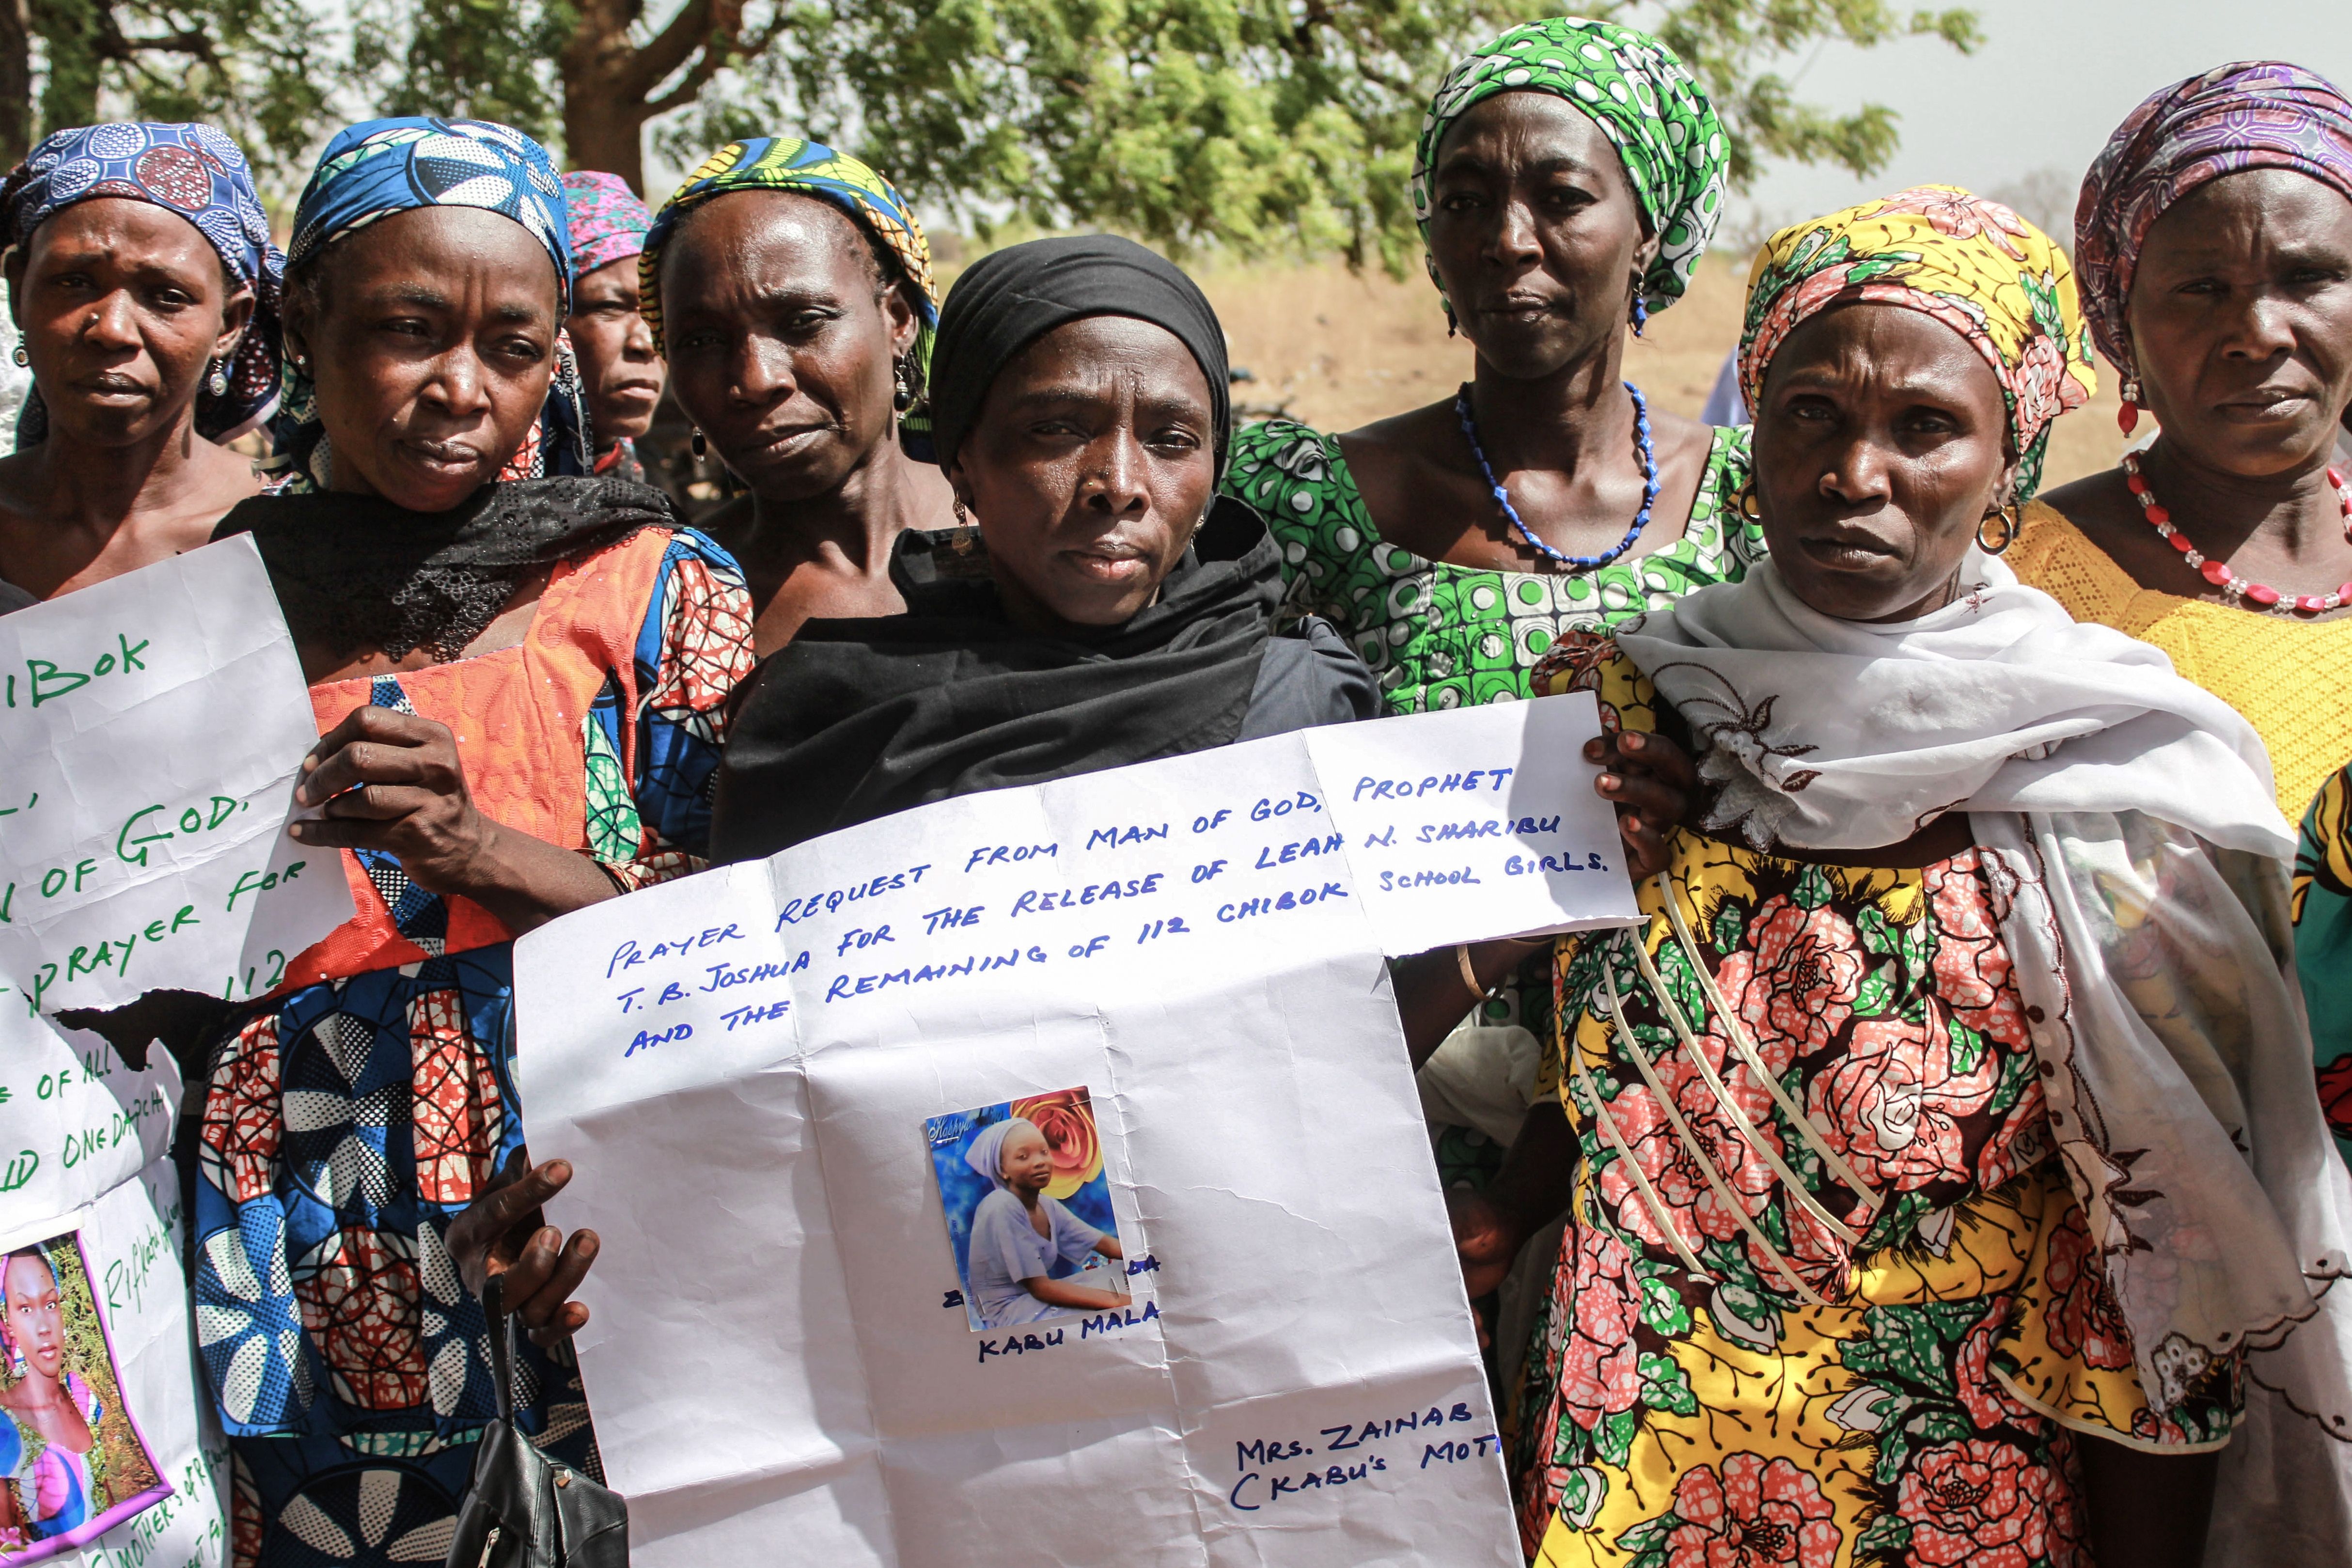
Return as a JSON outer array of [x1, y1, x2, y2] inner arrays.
[[2018, 62, 2352, 823], [1515, 189, 2352, 1567]]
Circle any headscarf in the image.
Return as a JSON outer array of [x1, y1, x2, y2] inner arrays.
[[270, 117, 587, 490], [639, 137, 938, 449], [925, 234, 1230, 477], [710, 498, 1341, 863], [1411, 17, 1728, 319], [964, 1118, 1042, 1195], [1739, 186, 2097, 500], [2076, 61, 2352, 375], [1, 121, 284, 443], [559, 170, 653, 279]]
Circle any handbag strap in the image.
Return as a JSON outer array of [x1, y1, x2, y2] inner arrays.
[[483, 1272, 519, 1425]]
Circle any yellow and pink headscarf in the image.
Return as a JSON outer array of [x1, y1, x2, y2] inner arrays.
[[1737, 186, 2097, 499]]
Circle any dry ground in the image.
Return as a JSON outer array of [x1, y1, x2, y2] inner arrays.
[[1190, 254, 2128, 490]]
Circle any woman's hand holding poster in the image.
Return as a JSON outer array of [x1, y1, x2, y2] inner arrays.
[[511, 696, 1638, 1567]]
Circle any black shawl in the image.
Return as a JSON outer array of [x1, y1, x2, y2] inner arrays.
[[212, 477, 677, 663], [711, 495, 1286, 862]]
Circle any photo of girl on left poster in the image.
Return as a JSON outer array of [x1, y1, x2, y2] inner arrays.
[[0, 1231, 169, 1561]]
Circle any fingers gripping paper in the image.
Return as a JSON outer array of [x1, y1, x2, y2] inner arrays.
[[513, 696, 1638, 1566], [0, 537, 352, 1017]]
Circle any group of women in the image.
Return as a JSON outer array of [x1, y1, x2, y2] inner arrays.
[[3, 17, 2351, 1568]]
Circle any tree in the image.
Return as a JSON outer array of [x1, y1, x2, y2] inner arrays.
[[0, 0, 333, 175], [4, 0, 1982, 267], [354, 0, 796, 199]]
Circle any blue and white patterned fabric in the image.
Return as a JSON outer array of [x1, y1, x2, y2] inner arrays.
[[1, 120, 284, 441]]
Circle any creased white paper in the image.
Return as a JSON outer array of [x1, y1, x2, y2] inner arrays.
[[514, 693, 1638, 1566], [0, 536, 351, 1017], [0, 1006, 230, 1568]]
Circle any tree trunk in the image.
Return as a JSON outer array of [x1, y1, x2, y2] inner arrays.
[[559, 2, 651, 193], [0, 0, 29, 168], [561, 91, 650, 193]]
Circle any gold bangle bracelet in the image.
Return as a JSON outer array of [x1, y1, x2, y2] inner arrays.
[[1457, 942, 1485, 1003]]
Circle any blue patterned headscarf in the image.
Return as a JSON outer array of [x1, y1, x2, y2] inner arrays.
[[2, 121, 284, 443], [272, 117, 588, 490]]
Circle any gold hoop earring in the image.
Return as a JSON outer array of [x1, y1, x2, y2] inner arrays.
[[1976, 503, 2019, 555]]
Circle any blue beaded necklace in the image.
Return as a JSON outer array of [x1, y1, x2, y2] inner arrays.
[[1454, 380, 1659, 572]]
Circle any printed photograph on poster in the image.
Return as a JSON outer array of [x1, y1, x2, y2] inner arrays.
[[925, 1088, 1132, 1333], [0, 1232, 169, 1560]]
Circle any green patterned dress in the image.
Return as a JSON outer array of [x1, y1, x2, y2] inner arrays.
[[1224, 420, 1760, 713], [1221, 417, 1761, 1183]]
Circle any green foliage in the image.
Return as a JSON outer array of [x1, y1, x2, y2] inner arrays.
[[24, 0, 335, 184], [14, 0, 1978, 249], [657, 0, 1978, 267], [353, 0, 570, 142], [1648, 1, 1983, 189]]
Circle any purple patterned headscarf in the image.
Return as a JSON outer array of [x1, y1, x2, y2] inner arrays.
[[560, 171, 652, 279], [2075, 61, 2352, 372], [2, 121, 284, 443]]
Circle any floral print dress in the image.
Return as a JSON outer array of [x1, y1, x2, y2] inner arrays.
[[2294, 759, 2352, 1168], [1517, 641, 2239, 1566], [193, 527, 755, 1568]]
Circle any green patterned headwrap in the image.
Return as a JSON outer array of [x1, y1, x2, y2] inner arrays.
[[642, 136, 940, 454], [1411, 17, 1729, 318]]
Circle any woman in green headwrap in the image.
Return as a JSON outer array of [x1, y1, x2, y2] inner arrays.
[[641, 136, 957, 653], [1220, 11, 1748, 1457]]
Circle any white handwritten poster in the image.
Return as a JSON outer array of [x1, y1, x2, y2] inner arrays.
[[0, 537, 352, 1018], [1309, 697, 1642, 953], [512, 695, 1636, 1567], [0, 1007, 229, 1568]]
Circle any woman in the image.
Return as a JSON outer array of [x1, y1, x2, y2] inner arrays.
[[2017, 62, 2352, 822], [1515, 188, 2352, 1567], [465, 233, 1382, 1344], [189, 116, 754, 1567], [560, 170, 664, 482], [962, 1119, 1129, 1329], [1223, 18, 1738, 1297], [0, 1249, 105, 1541], [0, 121, 279, 611], [709, 233, 1379, 857], [641, 137, 956, 653]]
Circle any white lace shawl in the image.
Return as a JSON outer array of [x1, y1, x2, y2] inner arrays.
[[1615, 551, 2352, 1460]]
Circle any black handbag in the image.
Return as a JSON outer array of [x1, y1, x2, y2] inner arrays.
[[444, 1278, 630, 1568]]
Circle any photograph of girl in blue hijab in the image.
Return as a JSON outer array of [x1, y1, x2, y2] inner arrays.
[[926, 1088, 1132, 1333], [0, 1233, 168, 1561]]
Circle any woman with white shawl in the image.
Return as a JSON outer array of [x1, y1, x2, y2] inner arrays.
[[1508, 187, 2352, 1568]]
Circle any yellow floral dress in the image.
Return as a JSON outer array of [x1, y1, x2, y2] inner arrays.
[[1517, 638, 2241, 1568]]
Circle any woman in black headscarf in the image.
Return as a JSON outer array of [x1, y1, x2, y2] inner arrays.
[[710, 234, 1378, 859]]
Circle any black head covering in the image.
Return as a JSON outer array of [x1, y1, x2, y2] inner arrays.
[[926, 234, 1231, 477], [710, 497, 1288, 862]]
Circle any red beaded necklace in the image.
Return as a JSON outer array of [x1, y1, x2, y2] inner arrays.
[[2122, 450, 2352, 615]]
